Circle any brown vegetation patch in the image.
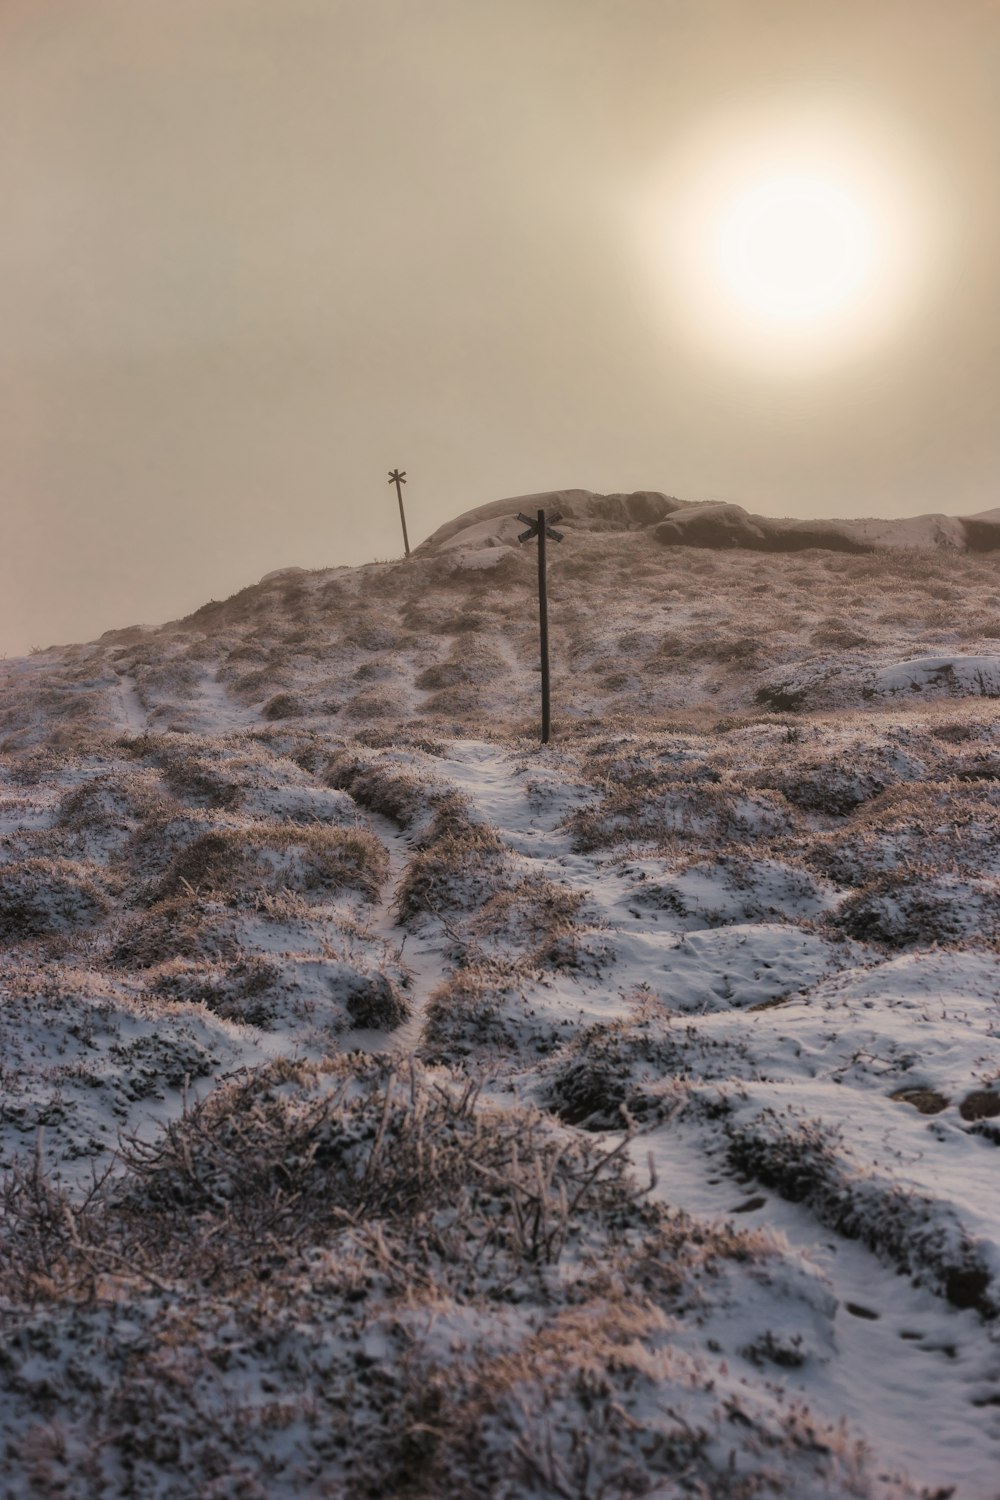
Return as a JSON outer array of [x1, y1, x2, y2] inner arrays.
[[762, 760, 887, 817], [470, 880, 585, 947], [161, 756, 242, 809], [959, 1089, 1000, 1121], [154, 824, 388, 904], [395, 819, 509, 924], [262, 692, 305, 720], [569, 780, 792, 854], [109, 898, 241, 969], [325, 753, 433, 827], [343, 971, 410, 1031], [725, 1114, 998, 1316], [891, 1088, 950, 1115], [0, 859, 111, 943], [145, 956, 283, 1026], [420, 967, 516, 1060], [830, 873, 1000, 950]]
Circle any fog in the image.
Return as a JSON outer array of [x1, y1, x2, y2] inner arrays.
[[2, 0, 998, 656]]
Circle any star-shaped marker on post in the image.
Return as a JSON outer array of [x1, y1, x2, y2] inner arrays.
[[388, 469, 410, 557], [516, 511, 564, 543]]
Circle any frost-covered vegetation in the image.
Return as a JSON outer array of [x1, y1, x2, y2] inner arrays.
[[2, 493, 1000, 1497]]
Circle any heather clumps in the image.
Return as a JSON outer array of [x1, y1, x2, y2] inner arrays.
[[0, 1058, 908, 1499], [0, 857, 111, 943], [395, 809, 510, 924], [154, 823, 388, 904], [4, 520, 1000, 1493]]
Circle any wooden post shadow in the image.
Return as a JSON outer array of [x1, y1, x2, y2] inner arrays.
[[517, 508, 563, 744]]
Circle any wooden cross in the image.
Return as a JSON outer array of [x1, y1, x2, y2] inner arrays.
[[388, 468, 410, 558], [516, 509, 563, 744]]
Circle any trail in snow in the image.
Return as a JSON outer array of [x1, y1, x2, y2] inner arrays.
[[191, 673, 264, 732], [341, 807, 448, 1056], [638, 1126, 1000, 1499], [112, 671, 148, 733], [426, 738, 1000, 1499]]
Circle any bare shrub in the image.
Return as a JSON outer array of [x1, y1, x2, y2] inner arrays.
[[109, 897, 241, 969], [155, 824, 388, 904], [262, 692, 305, 720], [0, 858, 111, 943], [145, 956, 283, 1025], [325, 753, 429, 826], [830, 872, 1000, 949], [103, 1058, 639, 1256], [395, 815, 509, 924]]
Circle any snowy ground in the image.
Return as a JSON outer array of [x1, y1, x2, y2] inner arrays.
[[2, 514, 1000, 1497]]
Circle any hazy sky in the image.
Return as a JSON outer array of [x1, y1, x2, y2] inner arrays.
[[3, 0, 999, 655]]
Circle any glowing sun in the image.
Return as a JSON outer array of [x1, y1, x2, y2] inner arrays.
[[637, 108, 938, 369], [711, 172, 877, 325]]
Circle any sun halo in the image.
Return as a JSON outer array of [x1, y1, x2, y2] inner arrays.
[[637, 112, 935, 371]]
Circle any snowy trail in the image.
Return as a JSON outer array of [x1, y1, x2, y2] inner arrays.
[[112, 671, 148, 733], [437, 741, 566, 851], [191, 672, 264, 732], [430, 739, 1000, 1498], [341, 807, 448, 1056], [637, 1126, 1000, 1499], [437, 739, 635, 905]]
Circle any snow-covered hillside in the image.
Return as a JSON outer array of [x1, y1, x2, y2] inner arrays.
[[1, 498, 999, 1498]]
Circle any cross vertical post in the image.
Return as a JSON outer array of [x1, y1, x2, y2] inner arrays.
[[516, 506, 563, 745], [537, 509, 551, 744], [388, 468, 410, 558]]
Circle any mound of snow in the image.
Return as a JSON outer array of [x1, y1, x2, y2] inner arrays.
[[417, 489, 681, 552], [658, 923, 859, 1013], [415, 488, 999, 560], [875, 656, 1000, 698], [655, 502, 970, 554]]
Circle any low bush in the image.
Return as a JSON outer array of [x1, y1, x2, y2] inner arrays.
[[109, 897, 241, 969], [154, 824, 388, 904], [0, 858, 111, 943], [262, 692, 305, 720], [145, 956, 284, 1026], [395, 820, 508, 924]]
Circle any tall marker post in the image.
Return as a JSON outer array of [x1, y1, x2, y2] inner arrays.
[[517, 508, 563, 744], [388, 468, 411, 558]]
